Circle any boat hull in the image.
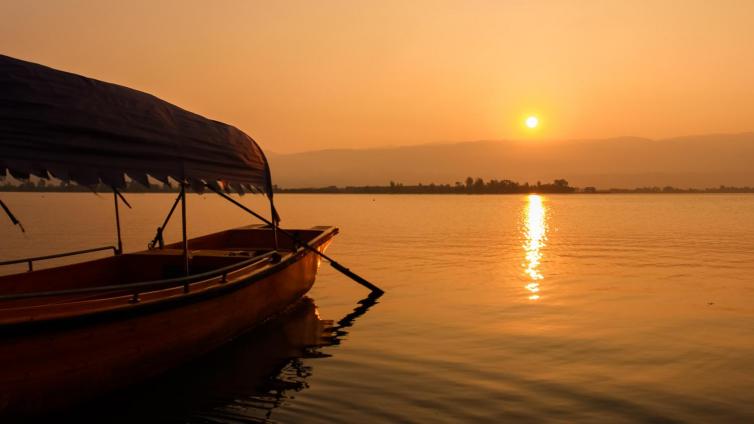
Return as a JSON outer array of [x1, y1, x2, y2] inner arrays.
[[0, 230, 332, 418]]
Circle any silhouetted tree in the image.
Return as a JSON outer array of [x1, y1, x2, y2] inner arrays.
[[553, 179, 569, 188], [473, 178, 485, 193]]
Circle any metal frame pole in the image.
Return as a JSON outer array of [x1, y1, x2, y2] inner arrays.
[[269, 196, 279, 250], [113, 189, 123, 255], [180, 184, 189, 276], [148, 191, 183, 250], [0, 198, 25, 233]]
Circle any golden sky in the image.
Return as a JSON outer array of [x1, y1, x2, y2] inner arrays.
[[1, 0, 753, 153]]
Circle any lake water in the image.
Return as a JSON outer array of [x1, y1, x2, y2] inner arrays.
[[2, 193, 754, 422]]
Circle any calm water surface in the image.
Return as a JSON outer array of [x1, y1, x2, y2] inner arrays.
[[2, 193, 754, 422]]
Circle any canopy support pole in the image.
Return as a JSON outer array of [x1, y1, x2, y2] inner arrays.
[[180, 184, 189, 276], [148, 191, 183, 249], [113, 189, 123, 255], [111, 188, 132, 255], [269, 196, 279, 250], [206, 184, 384, 295], [0, 198, 25, 233]]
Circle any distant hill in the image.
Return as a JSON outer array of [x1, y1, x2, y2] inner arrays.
[[266, 133, 754, 189]]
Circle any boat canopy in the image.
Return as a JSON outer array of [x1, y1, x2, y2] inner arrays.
[[0, 54, 273, 196]]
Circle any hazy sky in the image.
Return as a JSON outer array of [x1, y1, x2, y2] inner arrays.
[[1, 0, 753, 153]]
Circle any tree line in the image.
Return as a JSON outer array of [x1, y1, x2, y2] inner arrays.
[[277, 178, 576, 194], [2, 177, 754, 194]]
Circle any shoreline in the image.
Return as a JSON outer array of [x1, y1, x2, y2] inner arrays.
[[2, 188, 754, 195]]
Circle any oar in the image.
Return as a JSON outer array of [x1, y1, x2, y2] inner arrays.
[[206, 184, 384, 295]]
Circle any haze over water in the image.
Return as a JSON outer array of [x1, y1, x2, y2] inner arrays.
[[2, 192, 754, 422]]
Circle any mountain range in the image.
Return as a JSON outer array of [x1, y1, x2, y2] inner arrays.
[[266, 133, 754, 189]]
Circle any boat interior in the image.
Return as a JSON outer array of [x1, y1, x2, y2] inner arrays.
[[0, 226, 331, 304]]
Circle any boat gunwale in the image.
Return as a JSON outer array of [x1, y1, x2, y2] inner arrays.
[[0, 251, 279, 302], [0, 245, 119, 268], [0, 226, 337, 334]]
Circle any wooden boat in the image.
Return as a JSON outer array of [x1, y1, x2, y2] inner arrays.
[[0, 55, 380, 418], [0, 225, 335, 417]]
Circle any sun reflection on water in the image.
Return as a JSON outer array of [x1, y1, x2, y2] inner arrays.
[[523, 194, 547, 300]]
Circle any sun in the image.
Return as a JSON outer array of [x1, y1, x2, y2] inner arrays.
[[525, 116, 539, 129]]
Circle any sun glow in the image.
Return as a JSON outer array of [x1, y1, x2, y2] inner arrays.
[[525, 116, 539, 129]]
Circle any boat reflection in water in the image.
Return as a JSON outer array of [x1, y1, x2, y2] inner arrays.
[[61, 295, 380, 423], [523, 194, 547, 301]]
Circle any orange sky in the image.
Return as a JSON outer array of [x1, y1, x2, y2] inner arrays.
[[1, 0, 753, 153]]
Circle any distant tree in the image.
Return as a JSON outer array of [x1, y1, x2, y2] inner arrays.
[[463, 176, 473, 194], [473, 178, 485, 193], [553, 179, 569, 188]]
